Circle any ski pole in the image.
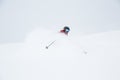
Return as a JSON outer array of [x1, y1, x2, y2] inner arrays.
[[45, 40, 56, 49]]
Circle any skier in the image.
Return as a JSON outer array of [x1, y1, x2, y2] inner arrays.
[[45, 26, 70, 49], [60, 26, 70, 35]]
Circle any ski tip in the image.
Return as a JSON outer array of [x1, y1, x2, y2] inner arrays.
[[84, 51, 87, 54]]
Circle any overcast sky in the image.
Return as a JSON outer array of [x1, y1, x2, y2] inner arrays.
[[0, 0, 120, 44]]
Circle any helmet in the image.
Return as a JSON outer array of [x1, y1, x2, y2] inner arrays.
[[64, 26, 70, 33]]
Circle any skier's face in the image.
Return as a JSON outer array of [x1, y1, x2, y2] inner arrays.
[[65, 29, 69, 33]]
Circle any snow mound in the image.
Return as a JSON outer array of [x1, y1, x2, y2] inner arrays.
[[0, 29, 120, 80]]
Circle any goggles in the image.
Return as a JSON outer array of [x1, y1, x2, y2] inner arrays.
[[65, 29, 70, 33]]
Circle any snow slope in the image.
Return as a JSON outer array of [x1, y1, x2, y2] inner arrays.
[[0, 29, 120, 80]]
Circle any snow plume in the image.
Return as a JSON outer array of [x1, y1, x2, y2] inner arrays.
[[0, 28, 120, 80], [23, 27, 83, 56]]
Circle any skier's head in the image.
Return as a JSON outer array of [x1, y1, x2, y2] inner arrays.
[[63, 26, 70, 33], [60, 26, 70, 35]]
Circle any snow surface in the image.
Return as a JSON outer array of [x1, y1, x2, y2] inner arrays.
[[0, 28, 120, 80]]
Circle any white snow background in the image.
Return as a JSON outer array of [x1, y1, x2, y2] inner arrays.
[[0, 0, 120, 80], [0, 27, 120, 80]]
